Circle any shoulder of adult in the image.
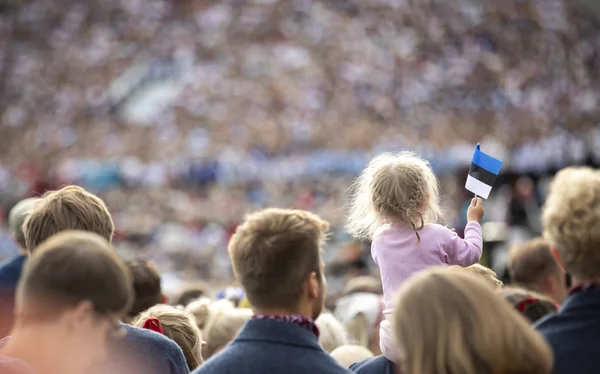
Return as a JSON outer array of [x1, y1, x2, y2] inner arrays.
[[533, 312, 559, 333], [122, 324, 189, 374], [349, 355, 396, 374]]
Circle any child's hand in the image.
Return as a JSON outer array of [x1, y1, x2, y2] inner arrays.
[[467, 197, 484, 223], [445, 225, 457, 233]]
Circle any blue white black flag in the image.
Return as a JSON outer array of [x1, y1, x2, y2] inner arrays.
[[465, 144, 503, 199]]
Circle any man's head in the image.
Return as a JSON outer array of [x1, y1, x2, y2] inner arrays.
[[8, 198, 39, 250], [23, 186, 114, 252], [508, 237, 567, 304], [125, 259, 165, 320], [14, 231, 132, 373], [228, 208, 329, 319], [542, 167, 600, 283]]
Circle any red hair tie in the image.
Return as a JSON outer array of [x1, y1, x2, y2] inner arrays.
[[516, 297, 539, 312], [142, 317, 164, 335]]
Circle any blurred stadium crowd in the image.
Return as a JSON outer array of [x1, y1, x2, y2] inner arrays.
[[0, 0, 599, 293]]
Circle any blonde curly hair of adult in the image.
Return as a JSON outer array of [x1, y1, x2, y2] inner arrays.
[[394, 267, 552, 374], [346, 152, 442, 240], [542, 166, 600, 279], [132, 304, 203, 371]]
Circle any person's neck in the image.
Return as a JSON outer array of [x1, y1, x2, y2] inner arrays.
[[3, 325, 68, 374], [18, 248, 28, 257]]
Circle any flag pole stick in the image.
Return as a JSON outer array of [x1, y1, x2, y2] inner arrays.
[[474, 142, 480, 199]]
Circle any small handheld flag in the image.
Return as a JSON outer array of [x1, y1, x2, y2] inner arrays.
[[465, 144, 503, 199]]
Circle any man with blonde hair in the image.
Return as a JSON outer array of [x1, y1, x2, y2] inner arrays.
[[194, 208, 351, 374], [535, 166, 600, 374], [0, 231, 132, 374], [508, 237, 567, 304], [21, 185, 188, 374]]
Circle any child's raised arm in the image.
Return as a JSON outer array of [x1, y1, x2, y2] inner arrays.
[[445, 198, 484, 266]]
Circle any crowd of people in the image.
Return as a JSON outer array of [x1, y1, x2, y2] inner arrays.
[[0, 1, 599, 372], [1, 0, 600, 292], [0, 160, 596, 374]]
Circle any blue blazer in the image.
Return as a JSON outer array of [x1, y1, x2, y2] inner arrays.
[[103, 324, 189, 374], [194, 318, 351, 374], [349, 355, 397, 374], [535, 288, 600, 374], [0, 255, 26, 338], [0, 255, 26, 288]]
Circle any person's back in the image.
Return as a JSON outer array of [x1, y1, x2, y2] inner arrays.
[[349, 355, 396, 374], [534, 167, 600, 374], [107, 324, 189, 374], [345, 152, 484, 362], [193, 208, 351, 374], [198, 318, 349, 374]]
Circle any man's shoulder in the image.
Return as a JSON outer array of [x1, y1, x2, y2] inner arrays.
[[123, 324, 179, 353], [121, 324, 188, 374], [0, 256, 25, 285], [349, 355, 396, 374], [194, 341, 351, 374]]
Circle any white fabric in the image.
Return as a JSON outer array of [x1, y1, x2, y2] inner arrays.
[[465, 174, 492, 199], [334, 292, 384, 337]]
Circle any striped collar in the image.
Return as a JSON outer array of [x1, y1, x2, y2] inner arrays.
[[252, 315, 320, 338]]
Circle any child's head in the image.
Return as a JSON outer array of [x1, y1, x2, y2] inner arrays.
[[500, 287, 558, 324], [132, 304, 204, 370], [347, 152, 442, 239]]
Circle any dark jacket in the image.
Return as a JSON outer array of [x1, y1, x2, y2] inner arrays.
[[349, 355, 397, 374], [0, 255, 26, 338], [106, 324, 189, 374], [535, 287, 600, 374], [0, 255, 26, 288], [193, 318, 351, 374]]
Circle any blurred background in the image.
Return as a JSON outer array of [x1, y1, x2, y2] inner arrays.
[[0, 0, 598, 299]]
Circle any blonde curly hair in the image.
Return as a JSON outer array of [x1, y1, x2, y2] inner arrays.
[[542, 166, 600, 279], [346, 152, 442, 240]]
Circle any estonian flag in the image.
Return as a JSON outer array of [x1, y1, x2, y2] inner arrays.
[[465, 144, 503, 199]]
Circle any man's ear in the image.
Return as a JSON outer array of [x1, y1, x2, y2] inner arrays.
[[66, 300, 95, 332], [551, 247, 566, 272], [160, 294, 168, 304], [307, 271, 319, 300]]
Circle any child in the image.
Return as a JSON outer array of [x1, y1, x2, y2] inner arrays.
[[346, 152, 484, 362]]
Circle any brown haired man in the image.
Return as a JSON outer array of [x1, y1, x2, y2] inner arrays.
[[125, 259, 167, 321], [194, 208, 351, 374], [508, 237, 567, 304], [20, 185, 188, 374], [0, 231, 132, 374]]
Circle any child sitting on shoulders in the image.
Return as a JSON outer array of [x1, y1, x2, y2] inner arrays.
[[346, 152, 484, 362]]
